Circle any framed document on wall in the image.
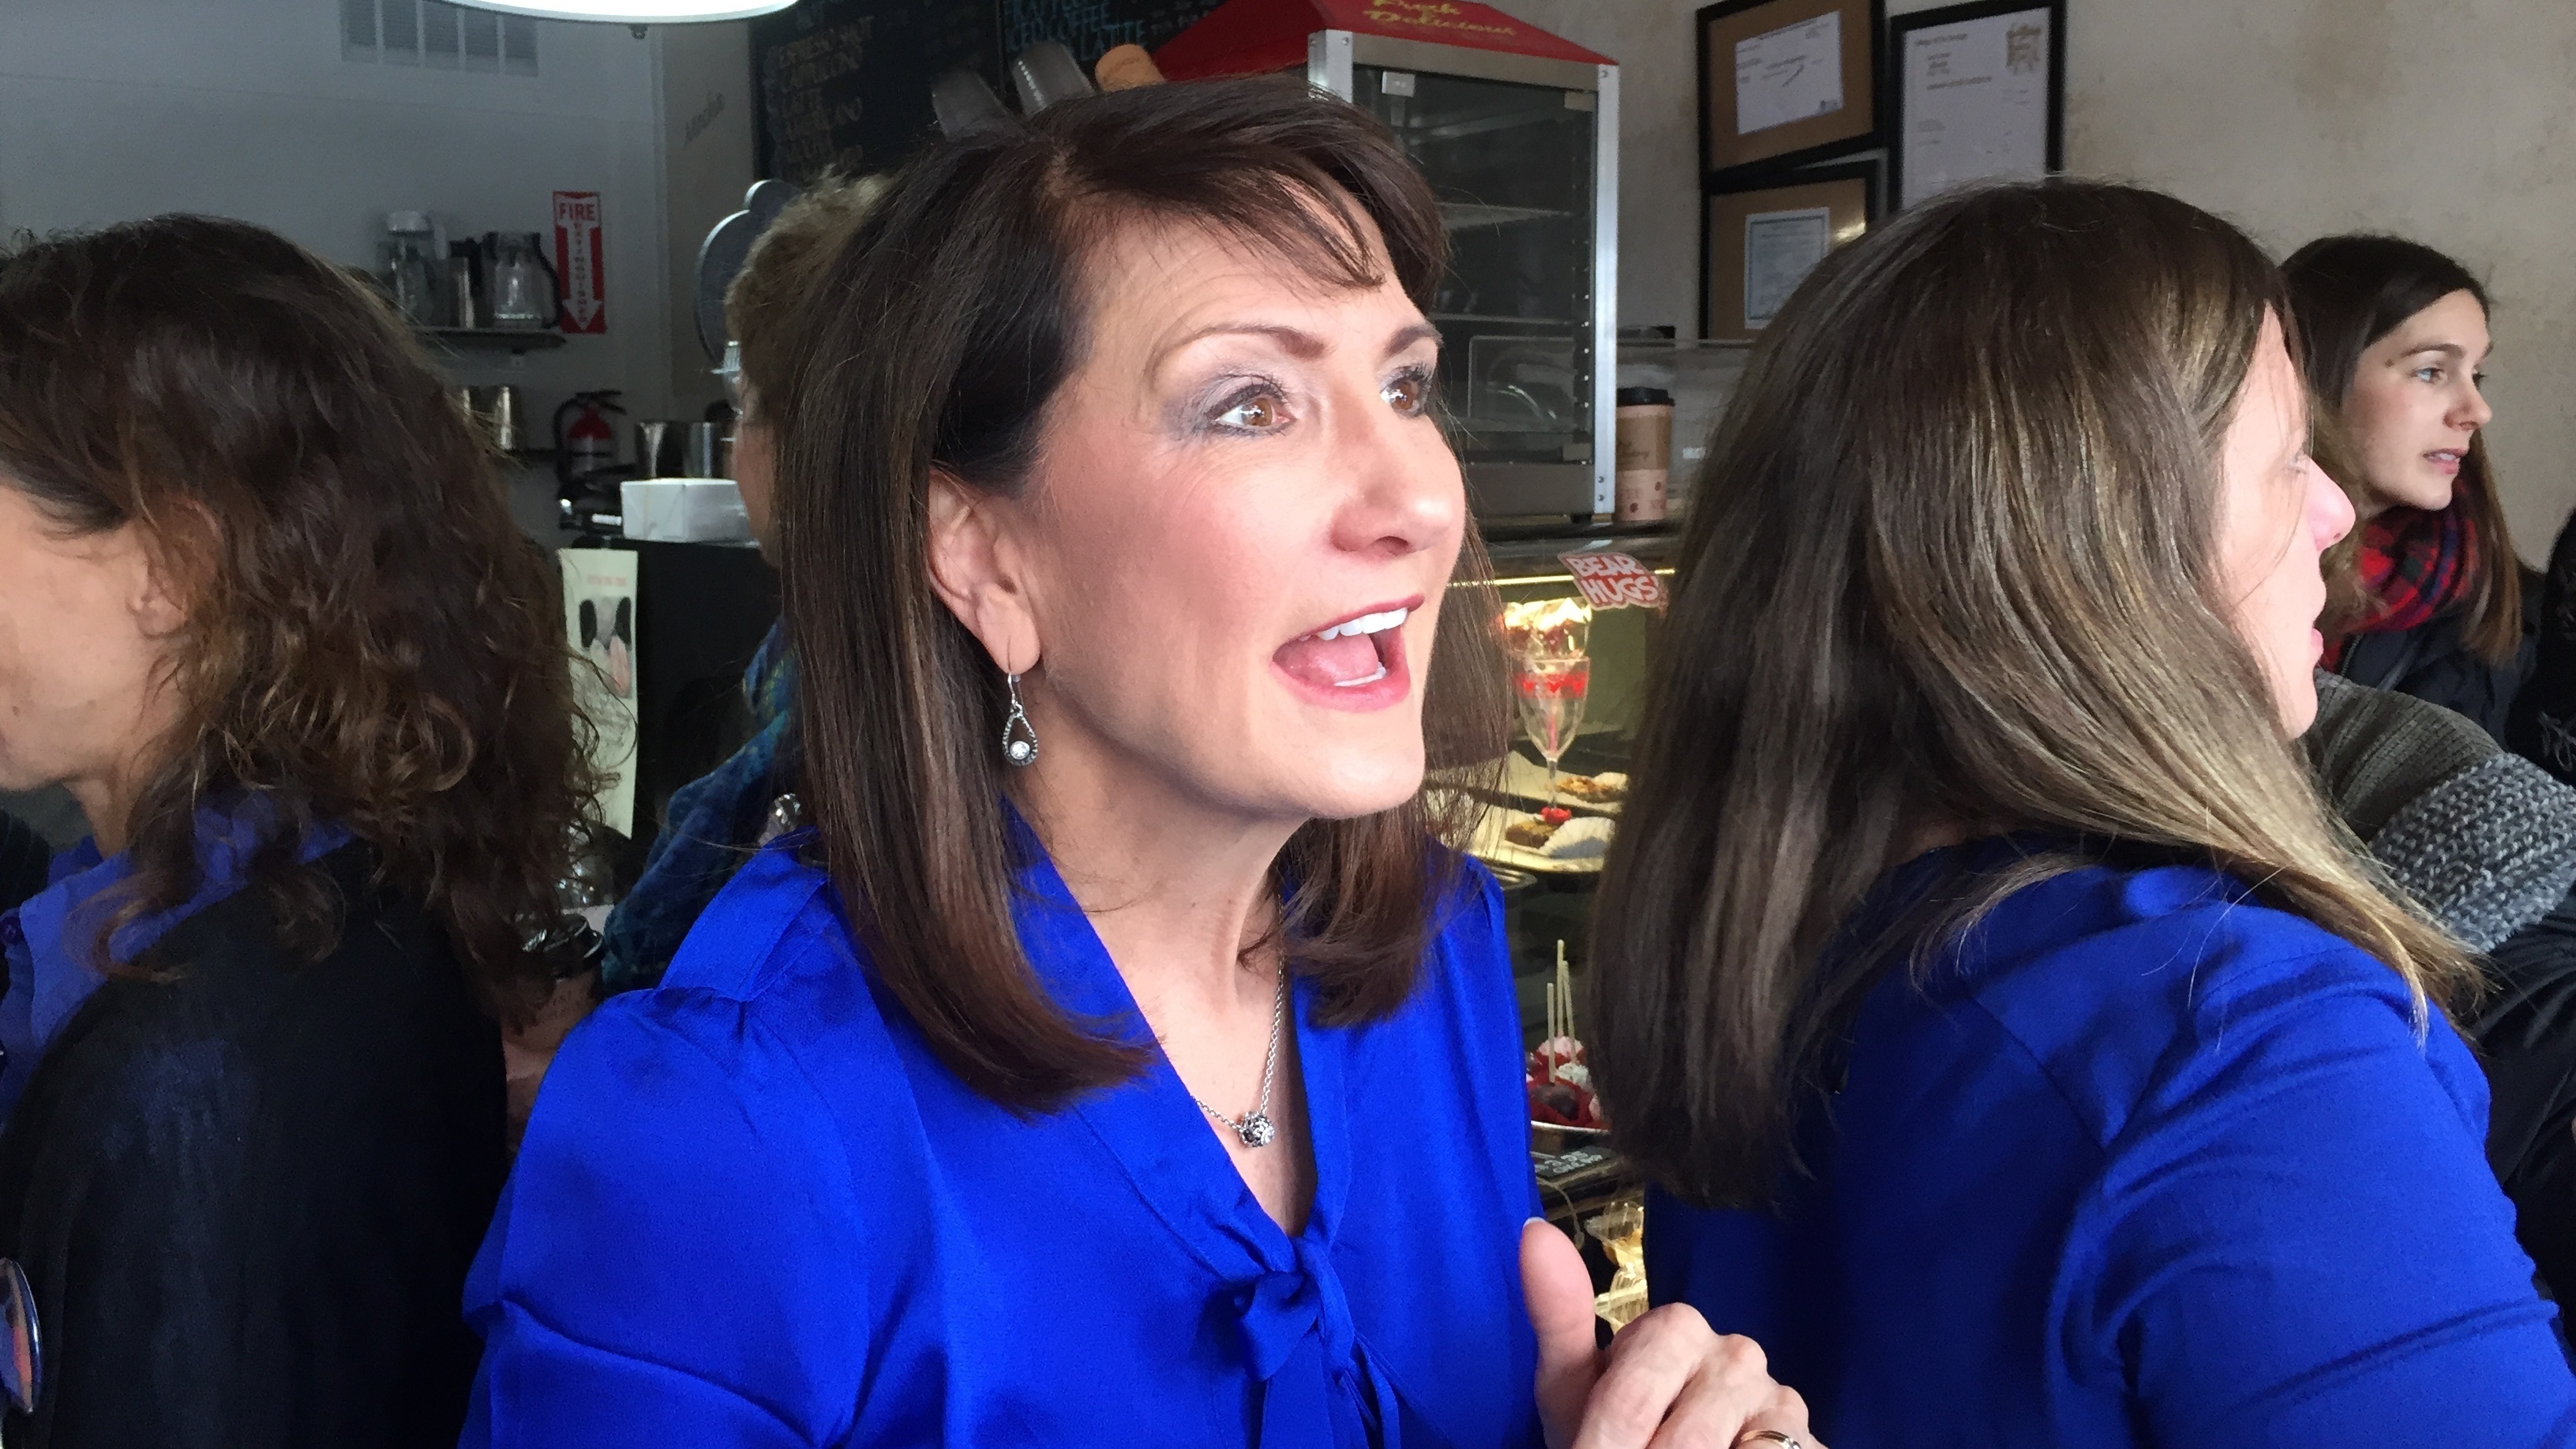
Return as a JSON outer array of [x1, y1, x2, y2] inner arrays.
[[1698, 0, 1886, 184], [1888, 0, 2065, 210], [1701, 160, 1877, 343]]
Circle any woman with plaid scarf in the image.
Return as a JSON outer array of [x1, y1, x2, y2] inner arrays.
[[2285, 235, 2534, 741]]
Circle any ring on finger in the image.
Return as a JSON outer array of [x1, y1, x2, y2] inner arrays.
[[1736, 1433, 1804, 1449]]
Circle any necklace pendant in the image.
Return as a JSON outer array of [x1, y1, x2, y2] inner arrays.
[[1236, 1111, 1277, 1149]]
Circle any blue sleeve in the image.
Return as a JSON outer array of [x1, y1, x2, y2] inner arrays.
[[2079, 958, 2576, 1441], [1453, 862, 1542, 1218], [462, 989, 871, 1447]]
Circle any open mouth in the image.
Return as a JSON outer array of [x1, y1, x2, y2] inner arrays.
[[1274, 599, 1416, 692], [2428, 449, 2464, 472]]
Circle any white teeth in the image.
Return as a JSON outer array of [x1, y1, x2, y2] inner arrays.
[[1332, 664, 1390, 688], [1310, 606, 1409, 641]]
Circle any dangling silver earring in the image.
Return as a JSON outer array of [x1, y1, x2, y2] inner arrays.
[[1001, 672, 1039, 767]]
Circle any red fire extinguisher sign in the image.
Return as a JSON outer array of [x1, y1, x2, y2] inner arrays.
[[553, 190, 606, 334]]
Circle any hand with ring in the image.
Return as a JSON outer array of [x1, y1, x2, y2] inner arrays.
[[1522, 1221, 1822, 1449]]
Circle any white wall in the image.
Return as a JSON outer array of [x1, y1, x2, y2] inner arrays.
[[1499, 0, 2576, 558], [654, 21, 758, 411], [2066, 0, 2576, 559], [0, 0, 719, 434]]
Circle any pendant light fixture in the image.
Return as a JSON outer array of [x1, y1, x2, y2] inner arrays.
[[447, 0, 797, 24]]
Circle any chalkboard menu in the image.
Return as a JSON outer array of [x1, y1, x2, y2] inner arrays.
[[752, 0, 1006, 181], [999, 0, 1228, 58], [752, 0, 1244, 182]]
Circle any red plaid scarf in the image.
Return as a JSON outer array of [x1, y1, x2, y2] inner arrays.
[[2323, 505, 2475, 667]]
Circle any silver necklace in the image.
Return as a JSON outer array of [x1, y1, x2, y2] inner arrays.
[[1191, 968, 1288, 1149]]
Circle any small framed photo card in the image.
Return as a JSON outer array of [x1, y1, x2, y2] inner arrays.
[[1698, 0, 1887, 184], [1889, 0, 2066, 210], [1701, 160, 1878, 343]]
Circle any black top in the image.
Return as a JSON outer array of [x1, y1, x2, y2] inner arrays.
[[2337, 592, 2536, 746], [2510, 520, 2576, 783], [0, 844, 505, 1447], [2480, 891, 2576, 1317], [0, 816, 45, 917]]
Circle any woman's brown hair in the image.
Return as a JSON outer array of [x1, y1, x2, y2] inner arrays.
[[0, 215, 599, 1025], [2285, 234, 2520, 662], [1588, 181, 2478, 1209], [722, 170, 888, 416], [777, 75, 1507, 1109]]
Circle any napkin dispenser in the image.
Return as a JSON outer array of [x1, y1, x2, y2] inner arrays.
[[618, 479, 752, 545]]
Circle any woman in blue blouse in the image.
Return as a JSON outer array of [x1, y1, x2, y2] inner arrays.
[[467, 77, 1814, 1447], [1588, 179, 2576, 1443]]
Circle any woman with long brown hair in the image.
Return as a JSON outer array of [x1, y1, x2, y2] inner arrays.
[[0, 216, 596, 1445], [592, 173, 883, 995], [467, 77, 1815, 1447], [2287, 235, 2529, 739], [1589, 181, 2576, 1443]]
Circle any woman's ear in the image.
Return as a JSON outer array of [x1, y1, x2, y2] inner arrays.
[[924, 470, 1040, 676], [121, 520, 193, 642]]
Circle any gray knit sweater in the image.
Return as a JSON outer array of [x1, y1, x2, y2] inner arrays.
[[2308, 671, 2576, 952]]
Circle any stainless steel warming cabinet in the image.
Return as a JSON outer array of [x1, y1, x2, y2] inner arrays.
[[1158, 2, 1620, 520]]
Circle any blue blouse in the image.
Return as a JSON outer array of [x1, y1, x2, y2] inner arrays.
[[465, 832, 1543, 1447], [1650, 841, 2576, 1444]]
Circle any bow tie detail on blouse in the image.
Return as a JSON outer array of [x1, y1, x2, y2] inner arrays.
[[1235, 1233, 1400, 1449]]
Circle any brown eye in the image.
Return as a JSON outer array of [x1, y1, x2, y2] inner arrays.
[[1214, 390, 1284, 430], [1385, 371, 1431, 416]]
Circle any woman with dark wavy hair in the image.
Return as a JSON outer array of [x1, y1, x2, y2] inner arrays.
[[0, 215, 597, 1447]]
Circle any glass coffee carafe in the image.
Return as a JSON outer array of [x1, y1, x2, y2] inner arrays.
[[483, 232, 558, 330], [381, 211, 443, 327]]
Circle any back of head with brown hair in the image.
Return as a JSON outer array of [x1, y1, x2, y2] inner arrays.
[[1588, 180, 2477, 1209], [776, 74, 1507, 1111], [722, 171, 890, 417], [0, 215, 600, 1025]]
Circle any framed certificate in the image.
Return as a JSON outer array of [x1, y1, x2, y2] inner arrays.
[[1889, 0, 2066, 210], [1700, 160, 1878, 343], [1698, 0, 1887, 184]]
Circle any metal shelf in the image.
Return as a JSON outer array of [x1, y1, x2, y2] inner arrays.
[[422, 326, 567, 355], [1483, 519, 1678, 546], [1441, 202, 1573, 231], [1415, 108, 1579, 145], [1431, 311, 1584, 325]]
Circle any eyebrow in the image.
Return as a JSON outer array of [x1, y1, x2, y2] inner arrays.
[[2400, 341, 2491, 363], [1159, 320, 1444, 365], [1384, 322, 1442, 357]]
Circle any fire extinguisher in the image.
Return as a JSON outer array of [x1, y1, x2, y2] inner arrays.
[[553, 389, 624, 497]]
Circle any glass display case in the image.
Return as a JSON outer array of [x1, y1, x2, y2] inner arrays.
[[1309, 33, 1618, 521], [1456, 528, 1676, 1048], [1449, 525, 1678, 1259]]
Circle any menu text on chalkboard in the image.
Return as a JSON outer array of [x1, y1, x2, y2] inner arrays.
[[753, 0, 1007, 181], [999, 0, 1229, 58], [755, 0, 1260, 182]]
